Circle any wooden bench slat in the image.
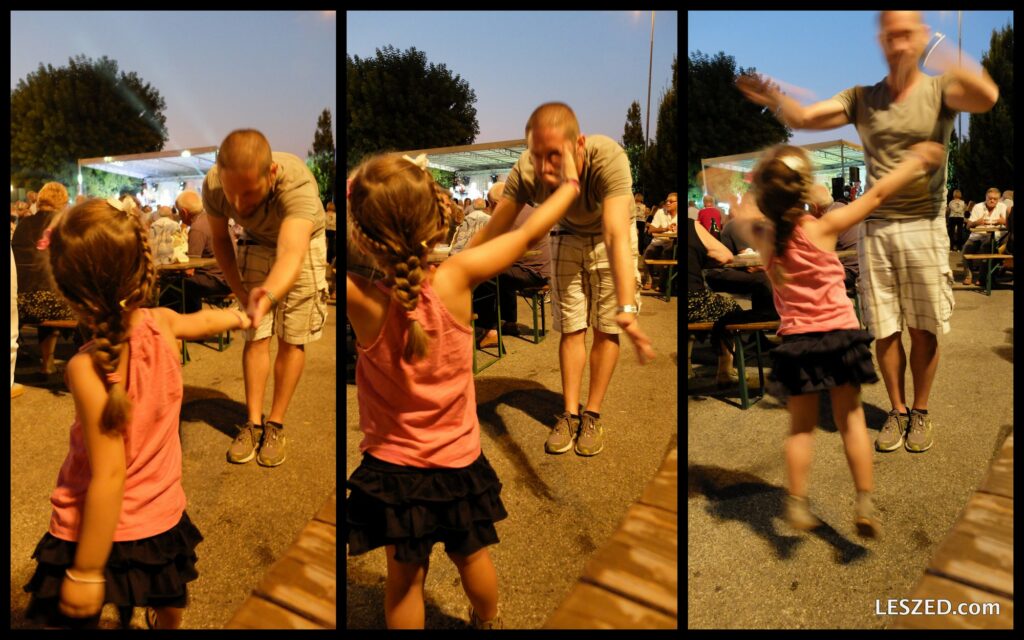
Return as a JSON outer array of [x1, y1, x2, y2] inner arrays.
[[644, 260, 677, 266], [926, 492, 1013, 598], [581, 538, 678, 617], [313, 490, 337, 526], [254, 555, 336, 628], [977, 435, 1013, 499], [543, 581, 677, 629], [963, 254, 1005, 259], [610, 505, 677, 563], [638, 448, 678, 514], [279, 520, 337, 574], [225, 593, 328, 629], [38, 320, 79, 329]]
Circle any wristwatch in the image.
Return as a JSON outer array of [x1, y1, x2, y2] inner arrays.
[[616, 305, 639, 314]]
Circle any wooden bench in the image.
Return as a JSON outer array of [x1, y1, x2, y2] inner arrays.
[[199, 293, 237, 352], [225, 489, 337, 629], [688, 320, 780, 409], [889, 434, 1013, 629], [516, 284, 550, 344], [544, 448, 677, 629], [644, 259, 677, 302], [963, 254, 1011, 296]]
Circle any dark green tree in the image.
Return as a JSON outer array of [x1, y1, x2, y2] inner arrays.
[[622, 101, 646, 197], [642, 54, 678, 205], [953, 23, 1013, 203], [687, 50, 789, 198], [347, 46, 479, 169], [306, 107, 336, 204], [11, 55, 168, 191]]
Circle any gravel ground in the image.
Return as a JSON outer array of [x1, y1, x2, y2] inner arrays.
[[687, 261, 1013, 629], [10, 310, 337, 629], [345, 293, 679, 629]]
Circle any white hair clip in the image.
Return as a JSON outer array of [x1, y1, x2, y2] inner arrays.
[[780, 155, 806, 174], [402, 154, 429, 171], [107, 196, 130, 215]]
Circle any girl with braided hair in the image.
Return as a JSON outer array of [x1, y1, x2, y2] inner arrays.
[[732, 141, 945, 540], [22, 197, 251, 629], [346, 144, 580, 629]]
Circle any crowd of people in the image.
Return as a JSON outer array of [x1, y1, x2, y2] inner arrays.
[[11, 128, 334, 629]]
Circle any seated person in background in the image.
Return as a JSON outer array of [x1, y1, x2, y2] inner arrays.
[[450, 198, 491, 255], [473, 182, 550, 347], [174, 190, 234, 313], [962, 187, 1007, 285], [697, 194, 722, 233], [641, 192, 678, 292], [806, 183, 861, 292], [11, 182, 76, 374], [150, 205, 181, 265], [703, 195, 779, 321]]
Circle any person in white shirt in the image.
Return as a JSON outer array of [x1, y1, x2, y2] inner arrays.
[[947, 189, 966, 250], [687, 200, 699, 220], [641, 192, 678, 291], [962, 187, 1007, 285]]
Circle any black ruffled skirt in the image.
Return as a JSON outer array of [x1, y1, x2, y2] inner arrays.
[[767, 329, 880, 401], [346, 452, 508, 565], [22, 511, 202, 627]]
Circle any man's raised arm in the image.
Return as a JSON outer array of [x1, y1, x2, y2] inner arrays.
[[737, 74, 850, 130]]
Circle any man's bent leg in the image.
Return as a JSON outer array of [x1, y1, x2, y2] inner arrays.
[[907, 327, 939, 411], [267, 340, 306, 424], [243, 337, 272, 424], [584, 329, 620, 415], [559, 329, 587, 415], [875, 332, 907, 414]]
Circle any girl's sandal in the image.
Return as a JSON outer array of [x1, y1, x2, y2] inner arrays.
[[146, 607, 159, 629]]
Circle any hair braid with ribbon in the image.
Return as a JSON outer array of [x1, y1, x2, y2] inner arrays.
[[751, 146, 813, 283]]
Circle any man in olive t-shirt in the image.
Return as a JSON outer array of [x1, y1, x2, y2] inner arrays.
[[203, 129, 329, 468], [737, 10, 998, 454], [468, 102, 655, 458]]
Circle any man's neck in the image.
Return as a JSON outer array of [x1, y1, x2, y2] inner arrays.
[[886, 68, 923, 100]]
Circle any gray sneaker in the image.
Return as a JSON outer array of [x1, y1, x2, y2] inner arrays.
[[854, 492, 881, 539], [468, 605, 502, 629], [545, 412, 577, 454], [257, 421, 287, 467], [227, 421, 263, 464], [904, 411, 934, 453], [784, 494, 822, 531], [875, 410, 907, 452], [574, 413, 604, 456]]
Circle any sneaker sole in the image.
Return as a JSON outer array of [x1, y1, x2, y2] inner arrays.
[[227, 449, 257, 464], [575, 443, 603, 456], [905, 442, 933, 453], [545, 440, 574, 454], [257, 454, 286, 467], [875, 437, 904, 452]]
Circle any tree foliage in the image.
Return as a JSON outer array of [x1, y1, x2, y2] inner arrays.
[[687, 50, 789, 197], [11, 55, 168, 191], [347, 46, 479, 169], [638, 55, 678, 206], [953, 23, 1013, 203], [621, 101, 645, 195], [307, 107, 336, 204]]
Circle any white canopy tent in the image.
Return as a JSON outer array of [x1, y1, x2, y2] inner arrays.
[[77, 146, 218, 206]]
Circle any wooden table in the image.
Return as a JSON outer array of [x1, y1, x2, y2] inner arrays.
[[226, 489, 337, 629], [544, 448, 677, 629], [645, 234, 678, 302], [156, 257, 218, 272], [724, 249, 857, 269]]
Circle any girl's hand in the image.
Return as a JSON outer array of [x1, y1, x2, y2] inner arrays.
[[736, 73, 780, 108], [231, 308, 252, 329], [907, 142, 945, 172], [561, 139, 580, 183], [59, 573, 105, 619]]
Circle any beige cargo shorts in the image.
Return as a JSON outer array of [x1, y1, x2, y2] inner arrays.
[[237, 233, 330, 344]]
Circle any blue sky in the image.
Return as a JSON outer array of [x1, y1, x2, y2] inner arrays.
[[346, 11, 678, 146], [11, 11, 337, 159], [688, 10, 1013, 146]]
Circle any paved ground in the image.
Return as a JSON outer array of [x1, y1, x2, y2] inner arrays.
[[10, 308, 337, 629], [345, 292, 679, 629], [687, 258, 1013, 629]]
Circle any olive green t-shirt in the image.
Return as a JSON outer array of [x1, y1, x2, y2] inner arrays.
[[832, 74, 957, 220], [203, 151, 325, 247], [503, 134, 633, 235]]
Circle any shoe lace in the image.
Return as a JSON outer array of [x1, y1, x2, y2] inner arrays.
[[908, 413, 925, 436], [579, 415, 596, 438]]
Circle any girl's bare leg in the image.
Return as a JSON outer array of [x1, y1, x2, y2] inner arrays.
[[829, 384, 873, 493], [447, 547, 498, 621], [785, 393, 818, 497], [384, 545, 429, 629]]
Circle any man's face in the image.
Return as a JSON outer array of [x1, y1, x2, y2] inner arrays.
[[878, 12, 928, 75], [220, 164, 276, 218], [528, 126, 580, 189], [986, 193, 999, 209], [666, 195, 677, 215]]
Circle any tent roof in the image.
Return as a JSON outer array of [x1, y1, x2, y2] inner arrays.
[[701, 139, 865, 175], [78, 146, 219, 181], [389, 139, 527, 173]]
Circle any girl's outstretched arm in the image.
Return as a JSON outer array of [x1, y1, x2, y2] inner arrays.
[[154, 306, 251, 341], [817, 142, 945, 238]]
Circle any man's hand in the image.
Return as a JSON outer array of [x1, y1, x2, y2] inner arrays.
[[246, 286, 274, 328], [616, 313, 655, 364], [561, 140, 580, 183]]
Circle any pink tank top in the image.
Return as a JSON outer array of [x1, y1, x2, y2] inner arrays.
[[768, 217, 860, 335], [355, 278, 481, 468], [49, 308, 187, 542]]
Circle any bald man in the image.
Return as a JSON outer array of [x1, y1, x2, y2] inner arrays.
[[467, 102, 654, 457], [173, 189, 232, 313], [738, 10, 998, 454], [203, 129, 329, 468]]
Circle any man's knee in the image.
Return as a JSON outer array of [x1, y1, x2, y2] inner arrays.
[[592, 327, 620, 343]]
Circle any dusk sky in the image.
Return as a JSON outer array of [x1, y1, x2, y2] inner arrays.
[[11, 11, 337, 160], [688, 10, 1013, 147], [346, 11, 678, 147]]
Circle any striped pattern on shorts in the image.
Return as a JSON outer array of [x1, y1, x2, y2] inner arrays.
[[549, 224, 641, 334], [856, 216, 954, 339]]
